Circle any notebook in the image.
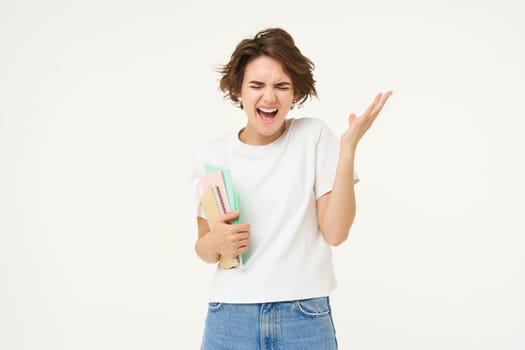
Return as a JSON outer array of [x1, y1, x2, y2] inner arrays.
[[204, 165, 242, 225], [199, 185, 226, 228], [199, 167, 243, 269], [199, 171, 231, 213]]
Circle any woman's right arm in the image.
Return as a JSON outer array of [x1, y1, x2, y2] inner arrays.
[[195, 217, 220, 263]]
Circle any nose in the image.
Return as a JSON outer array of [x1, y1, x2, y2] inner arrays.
[[262, 87, 277, 104]]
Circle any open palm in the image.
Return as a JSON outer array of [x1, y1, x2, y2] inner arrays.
[[341, 91, 393, 149]]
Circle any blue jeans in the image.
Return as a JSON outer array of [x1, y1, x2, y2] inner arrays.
[[200, 297, 338, 350]]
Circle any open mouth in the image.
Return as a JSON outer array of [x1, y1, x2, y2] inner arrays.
[[257, 107, 278, 123]]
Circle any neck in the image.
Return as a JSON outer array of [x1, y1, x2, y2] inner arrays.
[[239, 122, 287, 146]]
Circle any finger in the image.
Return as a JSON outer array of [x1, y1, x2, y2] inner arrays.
[[237, 240, 249, 249], [238, 237, 250, 246], [361, 93, 382, 118], [235, 240, 249, 254], [238, 233, 250, 241], [235, 234, 250, 246], [348, 113, 357, 126], [371, 91, 393, 118], [219, 210, 240, 223], [231, 223, 250, 233]]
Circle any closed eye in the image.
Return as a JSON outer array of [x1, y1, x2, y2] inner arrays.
[[275, 83, 291, 90]]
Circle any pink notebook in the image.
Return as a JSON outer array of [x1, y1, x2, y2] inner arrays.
[[199, 170, 231, 213]]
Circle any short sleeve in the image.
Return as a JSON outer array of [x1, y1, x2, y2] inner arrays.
[[314, 121, 359, 199], [190, 152, 206, 218]]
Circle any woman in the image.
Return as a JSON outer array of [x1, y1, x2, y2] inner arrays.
[[192, 28, 392, 349]]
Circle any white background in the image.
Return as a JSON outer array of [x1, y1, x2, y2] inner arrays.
[[1, 0, 524, 349]]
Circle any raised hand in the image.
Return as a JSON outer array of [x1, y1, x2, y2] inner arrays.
[[341, 91, 393, 151]]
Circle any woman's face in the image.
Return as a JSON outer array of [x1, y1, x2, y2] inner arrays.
[[237, 55, 295, 146]]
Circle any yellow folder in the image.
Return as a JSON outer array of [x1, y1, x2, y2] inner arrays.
[[199, 186, 239, 269]]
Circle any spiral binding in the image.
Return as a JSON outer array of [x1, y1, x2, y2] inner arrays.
[[212, 185, 241, 267], [212, 185, 226, 216]]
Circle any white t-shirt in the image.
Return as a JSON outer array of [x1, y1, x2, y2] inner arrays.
[[191, 117, 359, 303]]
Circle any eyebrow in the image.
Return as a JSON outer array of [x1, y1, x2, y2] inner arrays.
[[248, 80, 292, 86]]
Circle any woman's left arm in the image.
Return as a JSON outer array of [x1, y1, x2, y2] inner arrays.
[[317, 91, 392, 246]]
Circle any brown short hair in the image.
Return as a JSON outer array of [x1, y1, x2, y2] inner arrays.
[[219, 28, 317, 108]]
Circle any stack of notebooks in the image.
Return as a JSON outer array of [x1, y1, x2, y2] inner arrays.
[[199, 164, 244, 269]]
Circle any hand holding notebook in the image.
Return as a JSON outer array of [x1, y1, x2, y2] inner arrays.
[[198, 166, 246, 269], [201, 206, 249, 266]]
